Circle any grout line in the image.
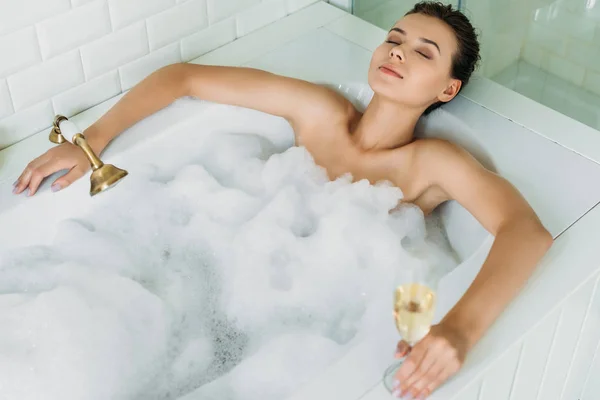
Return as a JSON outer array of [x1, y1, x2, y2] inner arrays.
[[78, 48, 89, 82], [580, 332, 600, 399], [559, 273, 600, 400], [507, 342, 525, 400], [3, 78, 16, 116], [535, 307, 563, 400], [105, 0, 115, 32], [144, 20, 151, 53], [577, 275, 600, 399], [476, 378, 484, 400]]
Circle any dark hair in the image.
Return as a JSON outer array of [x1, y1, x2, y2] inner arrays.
[[405, 1, 481, 115]]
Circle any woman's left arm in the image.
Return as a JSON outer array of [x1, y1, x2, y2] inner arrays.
[[394, 140, 553, 399]]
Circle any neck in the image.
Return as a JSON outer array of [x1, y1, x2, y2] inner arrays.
[[352, 94, 423, 151]]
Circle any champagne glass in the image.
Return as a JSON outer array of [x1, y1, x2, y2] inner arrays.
[[382, 266, 438, 392]]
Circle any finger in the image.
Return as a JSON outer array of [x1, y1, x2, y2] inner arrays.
[[407, 357, 447, 399], [418, 361, 460, 399], [14, 151, 53, 194], [52, 166, 87, 192], [397, 340, 429, 393], [395, 340, 411, 358], [401, 345, 438, 391], [26, 156, 77, 196]]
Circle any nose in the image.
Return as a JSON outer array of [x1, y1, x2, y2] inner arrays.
[[389, 46, 405, 63]]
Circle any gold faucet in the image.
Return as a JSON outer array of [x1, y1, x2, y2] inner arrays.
[[49, 115, 128, 196]]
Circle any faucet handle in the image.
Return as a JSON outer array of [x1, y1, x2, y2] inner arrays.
[[49, 115, 69, 144]]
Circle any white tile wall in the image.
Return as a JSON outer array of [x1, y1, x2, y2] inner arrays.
[[236, 0, 287, 36], [36, 1, 112, 60], [0, 0, 71, 36], [119, 43, 182, 90], [7, 50, 85, 112], [0, 0, 338, 150], [107, 0, 174, 30], [0, 81, 14, 119], [207, 0, 260, 24], [52, 71, 121, 117], [181, 18, 237, 61], [286, 0, 320, 14], [146, 0, 208, 51], [0, 101, 55, 149], [80, 21, 149, 80], [0, 27, 42, 78]]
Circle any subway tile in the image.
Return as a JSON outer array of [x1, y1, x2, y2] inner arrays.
[[0, 79, 14, 119], [192, 2, 345, 66], [206, 0, 260, 24], [0, 0, 71, 36], [527, 22, 569, 56], [0, 27, 42, 78], [566, 39, 600, 72], [521, 43, 548, 68], [53, 71, 121, 117], [119, 43, 181, 90], [585, 71, 600, 97], [181, 17, 237, 61], [71, 0, 96, 6], [545, 54, 585, 86], [147, 0, 208, 51], [285, 0, 319, 14], [0, 101, 55, 149], [37, 1, 112, 60], [554, 8, 596, 41], [236, 0, 287, 37], [80, 21, 149, 80], [7, 50, 85, 112], [108, 0, 175, 30]]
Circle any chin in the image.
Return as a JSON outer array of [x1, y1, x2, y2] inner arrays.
[[367, 71, 404, 103]]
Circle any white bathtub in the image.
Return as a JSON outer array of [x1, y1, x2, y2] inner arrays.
[[1, 3, 600, 400]]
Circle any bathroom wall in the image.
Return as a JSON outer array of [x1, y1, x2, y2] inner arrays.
[[461, 0, 537, 78], [520, 0, 600, 96], [353, 0, 459, 31], [0, 0, 331, 150]]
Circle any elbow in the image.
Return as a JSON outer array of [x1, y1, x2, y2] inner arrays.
[[157, 62, 193, 97], [520, 218, 554, 253], [499, 214, 554, 252]]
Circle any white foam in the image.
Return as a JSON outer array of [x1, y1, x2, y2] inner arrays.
[[0, 109, 458, 399]]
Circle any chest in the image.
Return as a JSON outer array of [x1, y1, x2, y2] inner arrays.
[[295, 125, 445, 213]]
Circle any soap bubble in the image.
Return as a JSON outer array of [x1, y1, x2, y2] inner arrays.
[[0, 104, 457, 400]]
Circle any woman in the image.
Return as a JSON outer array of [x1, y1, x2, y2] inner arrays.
[[13, 2, 552, 398]]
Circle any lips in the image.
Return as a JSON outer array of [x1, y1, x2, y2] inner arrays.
[[379, 65, 403, 79]]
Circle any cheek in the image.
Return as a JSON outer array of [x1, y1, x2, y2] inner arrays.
[[410, 65, 447, 91]]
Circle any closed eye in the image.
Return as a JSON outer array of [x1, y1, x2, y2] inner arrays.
[[416, 51, 431, 60], [386, 40, 400, 45]]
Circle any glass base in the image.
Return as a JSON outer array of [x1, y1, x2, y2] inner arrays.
[[383, 357, 405, 393]]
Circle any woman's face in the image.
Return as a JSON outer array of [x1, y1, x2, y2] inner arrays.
[[368, 13, 462, 110]]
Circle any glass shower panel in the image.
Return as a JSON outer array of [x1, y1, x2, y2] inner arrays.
[[352, 0, 459, 30], [467, 0, 600, 131]]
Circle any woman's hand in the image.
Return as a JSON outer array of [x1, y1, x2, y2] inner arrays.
[[13, 142, 91, 196], [392, 323, 469, 399]]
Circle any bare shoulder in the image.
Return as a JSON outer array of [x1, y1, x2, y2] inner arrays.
[[413, 137, 487, 177]]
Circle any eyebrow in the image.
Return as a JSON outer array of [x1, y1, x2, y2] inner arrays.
[[389, 28, 441, 55]]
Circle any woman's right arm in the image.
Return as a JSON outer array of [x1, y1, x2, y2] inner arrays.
[[14, 63, 333, 196]]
